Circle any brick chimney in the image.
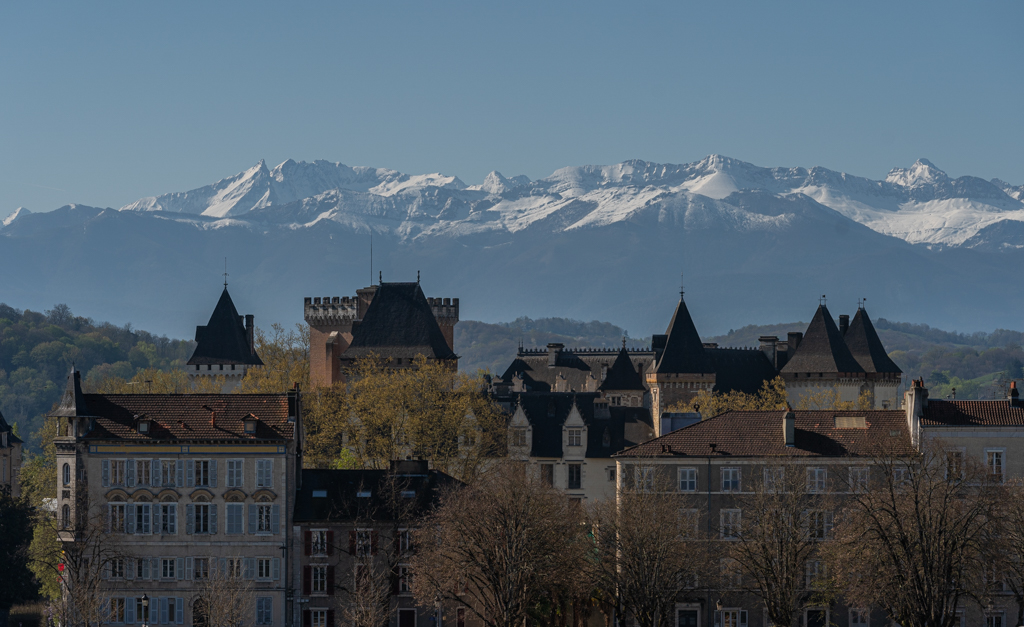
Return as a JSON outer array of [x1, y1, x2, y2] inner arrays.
[[547, 343, 564, 368], [783, 411, 795, 447], [904, 378, 927, 449], [839, 315, 849, 336], [1010, 381, 1020, 408]]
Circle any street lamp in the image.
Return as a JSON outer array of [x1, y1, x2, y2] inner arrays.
[[141, 594, 149, 627]]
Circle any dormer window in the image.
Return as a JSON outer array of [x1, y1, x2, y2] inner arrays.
[[244, 414, 258, 434], [568, 429, 583, 447], [135, 414, 151, 435]]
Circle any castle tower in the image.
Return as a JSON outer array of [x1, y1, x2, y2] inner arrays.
[[843, 307, 903, 409], [780, 304, 867, 408], [187, 288, 264, 391], [51, 368, 94, 540], [599, 344, 648, 408], [646, 295, 716, 434]]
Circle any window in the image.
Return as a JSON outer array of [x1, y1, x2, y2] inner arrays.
[[946, 449, 965, 480], [159, 502, 177, 534], [312, 530, 328, 555], [227, 460, 244, 488], [256, 597, 273, 625], [807, 510, 833, 540], [109, 503, 126, 533], [194, 460, 211, 487], [681, 509, 700, 539], [987, 614, 1005, 627], [355, 530, 372, 558], [893, 466, 909, 487], [257, 504, 273, 533], [168, 597, 178, 625], [312, 566, 327, 593], [311, 610, 327, 627], [607, 467, 616, 482], [806, 468, 827, 493], [63, 463, 71, 486], [62, 504, 71, 529], [110, 460, 126, 486], [763, 467, 784, 492], [226, 558, 242, 578], [541, 464, 554, 487], [720, 509, 741, 540], [194, 558, 210, 580], [110, 558, 126, 579], [399, 564, 413, 594], [988, 450, 1005, 483], [226, 503, 244, 534], [568, 429, 582, 446], [677, 608, 700, 627], [849, 608, 869, 627], [715, 610, 747, 627], [110, 598, 126, 623], [568, 464, 582, 490], [162, 558, 176, 579], [805, 560, 823, 588], [136, 460, 151, 486], [398, 529, 413, 554], [135, 502, 152, 534], [258, 558, 272, 580], [985, 564, 1006, 592], [849, 467, 869, 493], [511, 429, 528, 447], [679, 468, 697, 492], [256, 459, 273, 488], [161, 460, 177, 487], [194, 503, 210, 534], [634, 466, 654, 492], [135, 598, 150, 625], [719, 560, 743, 589], [721, 468, 740, 492]]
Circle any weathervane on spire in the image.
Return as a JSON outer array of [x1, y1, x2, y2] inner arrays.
[[859, 297, 866, 310], [820, 294, 827, 306], [680, 271, 685, 299], [223, 258, 228, 288]]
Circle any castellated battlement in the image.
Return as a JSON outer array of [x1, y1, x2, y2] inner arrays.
[[303, 296, 360, 325], [427, 297, 460, 322]]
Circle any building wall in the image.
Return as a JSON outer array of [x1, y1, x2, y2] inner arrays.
[[647, 373, 716, 436], [187, 363, 254, 393], [0, 434, 21, 497], [784, 377, 900, 410]]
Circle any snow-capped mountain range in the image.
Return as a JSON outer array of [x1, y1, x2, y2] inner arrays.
[[40, 155, 1018, 249], [2, 155, 1023, 339]]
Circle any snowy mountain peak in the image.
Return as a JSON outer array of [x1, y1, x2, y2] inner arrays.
[[478, 171, 530, 195], [886, 158, 949, 188], [2, 206, 31, 228]]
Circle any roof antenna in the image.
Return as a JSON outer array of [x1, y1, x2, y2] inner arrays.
[[417, 270, 420, 284], [223, 257, 229, 288], [379, 270, 382, 285], [680, 271, 685, 299]]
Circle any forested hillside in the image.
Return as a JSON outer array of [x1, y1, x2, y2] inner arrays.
[[0, 303, 194, 449]]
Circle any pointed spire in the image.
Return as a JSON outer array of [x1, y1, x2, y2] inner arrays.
[[781, 304, 864, 374], [52, 367, 91, 417], [600, 345, 647, 391], [844, 308, 902, 373], [653, 296, 714, 374], [187, 288, 264, 366]]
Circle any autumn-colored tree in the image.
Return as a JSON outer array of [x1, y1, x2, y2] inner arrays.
[[669, 376, 788, 418], [89, 367, 227, 394], [793, 388, 874, 411], [238, 323, 309, 393], [412, 463, 590, 627]]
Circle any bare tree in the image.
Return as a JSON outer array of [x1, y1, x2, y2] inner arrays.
[[826, 440, 1001, 627], [728, 463, 836, 627], [193, 556, 257, 627], [589, 464, 711, 627], [989, 478, 1024, 626], [412, 462, 589, 627]]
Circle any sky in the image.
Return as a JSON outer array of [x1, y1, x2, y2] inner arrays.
[[1, 1, 1022, 216]]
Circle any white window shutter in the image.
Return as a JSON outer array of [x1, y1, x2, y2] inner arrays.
[[211, 460, 218, 487], [175, 598, 184, 624], [176, 557, 184, 580], [271, 504, 280, 534], [244, 557, 254, 579], [185, 557, 193, 580], [175, 460, 184, 487], [102, 460, 110, 487], [127, 459, 135, 487]]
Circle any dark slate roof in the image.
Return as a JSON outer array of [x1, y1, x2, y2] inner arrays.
[[293, 464, 461, 523], [616, 410, 913, 458], [187, 289, 264, 366], [0, 409, 24, 445], [599, 347, 647, 391], [343, 283, 456, 361], [844, 309, 902, 374], [52, 369, 93, 418], [921, 400, 1024, 426], [781, 305, 864, 374], [512, 392, 655, 458], [78, 394, 294, 441], [498, 350, 655, 393], [653, 298, 714, 374], [708, 348, 779, 395]]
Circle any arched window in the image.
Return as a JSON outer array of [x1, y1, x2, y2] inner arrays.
[[62, 463, 71, 486], [61, 504, 70, 529]]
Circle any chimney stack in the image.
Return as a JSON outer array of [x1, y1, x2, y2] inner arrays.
[[547, 343, 564, 368], [787, 331, 803, 355], [245, 314, 255, 355], [839, 315, 849, 336], [1011, 381, 1020, 408], [759, 336, 778, 367], [783, 411, 795, 447]]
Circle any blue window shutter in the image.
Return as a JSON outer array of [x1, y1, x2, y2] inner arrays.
[[272, 557, 280, 581], [244, 557, 254, 579], [127, 504, 136, 534], [141, 557, 149, 580], [219, 558, 226, 576], [185, 557, 193, 580], [169, 504, 177, 534], [272, 505, 280, 534], [211, 460, 218, 488], [127, 559, 135, 580], [175, 460, 184, 487], [176, 558, 184, 581], [102, 460, 110, 487], [153, 460, 161, 488], [160, 598, 168, 624], [126, 598, 135, 624], [175, 598, 184, 624], [186, 461, 194, 487], [249, 505, 257, 534], [210, 504, 217, 535], [186, 504, 194, 534], [127, 459, 135, 487]]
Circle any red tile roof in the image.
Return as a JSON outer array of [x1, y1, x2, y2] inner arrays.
[[921, 400, 1024, 427], [616, 410, 913, 458], [81, 394, 295, 441]]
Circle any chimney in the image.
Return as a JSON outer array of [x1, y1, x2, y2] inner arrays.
[[787, 332, 803, 354], [783, 411, 795, 447], [904, 378, 927, 449], [245, 314, 255, 355], [839, 315, 849, 336], [1011, 381, 1020, 408], [759, 336, 778, 367], [547, 343, 564, 368]]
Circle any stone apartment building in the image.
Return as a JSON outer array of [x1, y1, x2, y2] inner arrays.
[[1, 408, 23, 497], [186, 287, 264, 392], [291, 461, 466, 627], [53, 368, 301, 627], [304, 280, 459, 387], [614, 407, 915, 627]]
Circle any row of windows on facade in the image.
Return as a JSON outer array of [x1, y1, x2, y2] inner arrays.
[[300, 607, 467, 627], [301, 562, 415, 596], [510, 428, 588, 447], [537, 462, 588, 490], [94, 458, 276, 489], [193, 364, 243, 371], [672, 508, 832, 540], [95, 501, 281, 535], [301, 528, 413, 558], [102, 596, 274, 626], [103, 555, 281, 582]]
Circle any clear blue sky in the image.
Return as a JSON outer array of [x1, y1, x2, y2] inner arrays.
[[1, 1, 1022, 215]]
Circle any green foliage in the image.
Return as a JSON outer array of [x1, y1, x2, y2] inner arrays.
[[0, 494, 38, 609], [0, 303, 194, 452]]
